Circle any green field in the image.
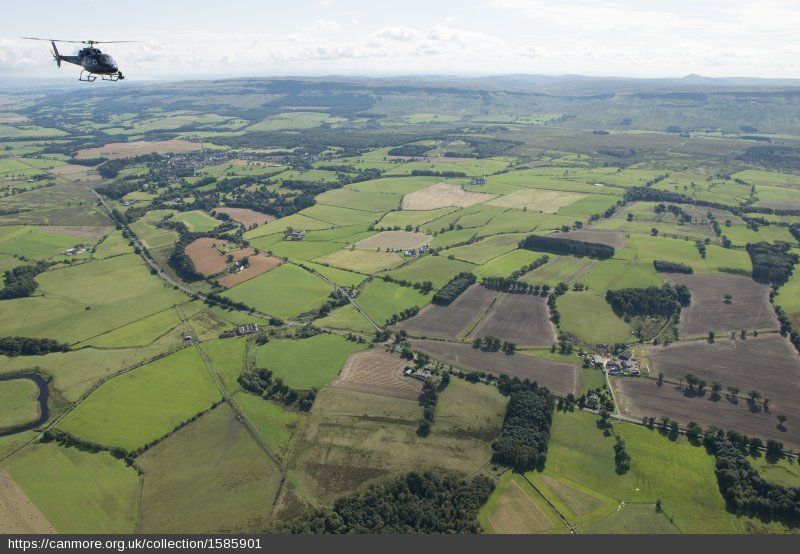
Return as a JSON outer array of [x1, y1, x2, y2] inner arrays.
[[314, 248, 404, 273], [6, 443, 140, 533], [58, 347, 221, 451], [223, 263, 334, 319], [558, 291, 634, 345], [0, 254, 185, 344], [255, 333, 367, 390], [136, 402, 282, 533], [382, 255, 476, 288], [354, 279, 434, 325], [532, 410, 794, 533], [0, 378, 40, 429]]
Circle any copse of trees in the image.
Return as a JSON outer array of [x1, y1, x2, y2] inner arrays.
[[0, 262, 51, 300], [238, 367, 317, 411], [0, 337, 70, 356], [282, 471, 495, 533], [387, 144, 430, 157], [711, 435, 800, 522], [653, 260, 694, 274], [746, 241, 798, 285], [605, 284, 691, 318], [519, 234, 614, 260], [491, 388, 555, 471], [432, 272, 476, 305]]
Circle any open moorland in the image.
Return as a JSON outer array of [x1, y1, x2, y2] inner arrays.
[[1, 76, 800, 534]]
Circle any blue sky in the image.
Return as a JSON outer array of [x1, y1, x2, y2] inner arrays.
[[2, 0, 799, 80]]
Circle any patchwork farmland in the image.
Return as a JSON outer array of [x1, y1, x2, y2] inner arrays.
[[1, 76, 800, 535]]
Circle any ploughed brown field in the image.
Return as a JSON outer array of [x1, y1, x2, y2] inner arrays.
[[550, 228, 627, 248], [394, 285, 497, 339], [217, 253, 282, 288], [643, 334, 800, 437], [185, 237, 255, 277], [409, 338, 579, 396], [212, 207, 275, 228], [331, 349, 422, 401], [613, 377, 800, 451], [468, 293, 556, 348], [75, 140, 203, 160], [662, 273, 777, 338]]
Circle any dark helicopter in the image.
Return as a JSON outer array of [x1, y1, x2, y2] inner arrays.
[[21, 37, 137, 82]]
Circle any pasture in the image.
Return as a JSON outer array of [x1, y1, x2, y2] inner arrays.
[[5, 443, 139, 533], [222, 263, 332, 318], [314, 248, 404, 273], [354, 279, 434, 325], [0, 378, 40, 429], [382, 255, 476, 288], [57, 347, 221, 451], [354, 230, 431, 250], [136, 403, 282, 533], [488, 188, 585, 213], [479, 472, 566, 534], [255, 333, 368, 390]]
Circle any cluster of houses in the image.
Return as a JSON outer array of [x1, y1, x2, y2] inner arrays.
[[219, 323, 261, 339], [288, 230, 305, 241], [403, 243, 430, 257], [404, 366, 433, 381], [588, 350, 640, 376], [62, 245, 87, 255]]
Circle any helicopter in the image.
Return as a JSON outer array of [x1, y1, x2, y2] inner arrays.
[[21, 37, 137, 82]]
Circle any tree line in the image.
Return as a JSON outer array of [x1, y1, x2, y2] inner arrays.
[[605, 284, 691, 318], [432, 272, 476, 305], [0, 337, 70, 357], [519, 234, 615, 260], [282, 471, 495, 533], [653, 260, 694, 274]]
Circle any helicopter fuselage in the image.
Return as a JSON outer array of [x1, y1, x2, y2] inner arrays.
[[60, 48, 119, 75]]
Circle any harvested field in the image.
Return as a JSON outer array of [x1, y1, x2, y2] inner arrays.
[[613, 377, 800, 451], [409, 339, 579, 396], [401, 183, 495, 210], [550, 229, 627, 248], [48, 164, 101, 182], [468, 293, 556, 348], [185, 237, 254, 277], [217, 253, 282, 288], [75, 140, 202, 160], [488, 188, 585, 213], [482, 474, 556, 534], [46, 225, 109, 241], [0, 471, 55, 534], [662, 273, 777, 337], [394, 284, 497, 339], [331, 349, 422, 400], [213, 207, 275, 227], [645, 334, 800, 442], [353, 230, 431, 250]]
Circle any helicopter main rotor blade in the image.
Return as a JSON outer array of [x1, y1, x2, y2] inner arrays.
[[20, 37, 140, 44]]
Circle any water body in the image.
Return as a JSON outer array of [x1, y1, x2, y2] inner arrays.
[[0, 374, 49, 437]]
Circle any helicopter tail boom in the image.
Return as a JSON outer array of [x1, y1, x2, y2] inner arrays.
[[50, 41, 61, 67]]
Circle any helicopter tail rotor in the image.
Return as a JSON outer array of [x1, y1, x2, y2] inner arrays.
[[50, 41, 61, 68]]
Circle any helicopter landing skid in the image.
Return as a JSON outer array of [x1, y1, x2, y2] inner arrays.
[[79, 71, 124, 82]]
